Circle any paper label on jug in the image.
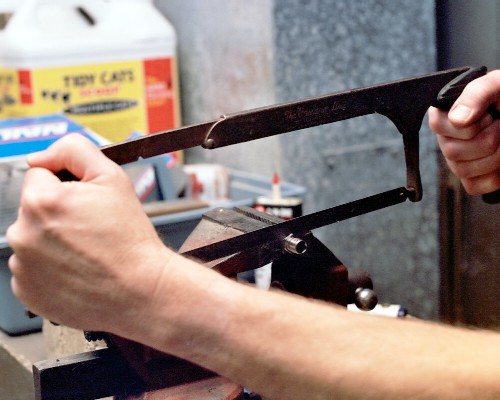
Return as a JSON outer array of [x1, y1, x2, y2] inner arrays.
[[0, 67, 20, 119], [5, 58, 180, 143]]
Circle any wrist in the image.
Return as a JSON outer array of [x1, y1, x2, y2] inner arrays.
[[103, 241, 175, 340], [121, 249, 241, 357]]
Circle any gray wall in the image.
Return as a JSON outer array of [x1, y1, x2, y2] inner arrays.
[[154, 0, 279, 175], [154, 0, 439, 319]]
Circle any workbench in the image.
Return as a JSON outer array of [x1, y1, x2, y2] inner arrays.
[[0, 330, 45, 400]]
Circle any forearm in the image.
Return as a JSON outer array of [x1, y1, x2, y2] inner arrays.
[[130, 253, 500, 400]]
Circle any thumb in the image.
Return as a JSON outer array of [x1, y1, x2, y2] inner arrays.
[[449, 70, 500, 126], [27, 134, 118, 182]]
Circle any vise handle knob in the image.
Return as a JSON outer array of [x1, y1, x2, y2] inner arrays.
[[354, 288, 378, 311]]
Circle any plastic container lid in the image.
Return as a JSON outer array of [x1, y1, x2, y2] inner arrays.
[[1, 0, 176, 68]]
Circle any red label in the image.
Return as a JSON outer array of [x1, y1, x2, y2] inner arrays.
[[18, 69, 33, 104], [143, 58, 177, 133]]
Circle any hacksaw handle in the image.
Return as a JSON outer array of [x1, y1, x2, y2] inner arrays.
[[434, 66, 487, 110], [434, 66, 500, 204], [56, 169, 79, 182]]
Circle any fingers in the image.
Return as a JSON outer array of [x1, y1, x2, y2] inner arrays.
[[444, 148, 500, 178], [429, 107, 494, 140], [429, 70, 500, 195], [22, 166, 63, 196], [8, 255, 31, 312], [436, 121, 500, 161], [437, 121, 500, 195], [27, 134, 120, 182], [460, 171, 500, 196]]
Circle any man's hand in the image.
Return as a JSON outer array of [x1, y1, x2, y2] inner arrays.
[[6, 134, 170, 335], [429, 70, 500, 195]]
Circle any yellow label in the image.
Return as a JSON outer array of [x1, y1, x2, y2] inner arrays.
[[0, 66, 20, 119], [7, 58, 179, 143]]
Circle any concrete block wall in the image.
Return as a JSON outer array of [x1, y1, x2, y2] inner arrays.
[[154, 0, 439, 319]]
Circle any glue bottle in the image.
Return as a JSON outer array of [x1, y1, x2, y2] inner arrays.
[[254, 172, 303, 220], [251, 172, 304, 289]]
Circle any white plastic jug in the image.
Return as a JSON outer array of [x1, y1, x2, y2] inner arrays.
[[0, 0, 181, 142], [0, 0, 26, 118]]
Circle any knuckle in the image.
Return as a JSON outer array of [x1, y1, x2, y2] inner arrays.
[[21, 185, 61, 215], [457, 126, 477, 140], [447, 160, 470, 179], [439, 142, 460, 161], [469, 84, 490, 104], [461, 179, 479, 195], [10, 276, 25, 304], [482, 127, 500, 155], [462, 76, 494, 108], [15, 186, 67, 244], [5, 225, 21, 252], [112, 165, 129, 183], [8, 258, 28, 303], [7, 254, 20, 275], [6, 221, 36, 256], [428, 109, 440, 131], [462, 172, 500, 196], [110, 164, 137, 191], [57, 132, 87, 148], [428, 110, 448, 135]]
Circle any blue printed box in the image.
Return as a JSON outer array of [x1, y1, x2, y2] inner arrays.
[[0, 113, 108, 160]]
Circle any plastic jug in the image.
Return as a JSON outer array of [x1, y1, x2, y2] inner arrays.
[[0, 0, 25, 119], [0, 0, 181, 142]]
